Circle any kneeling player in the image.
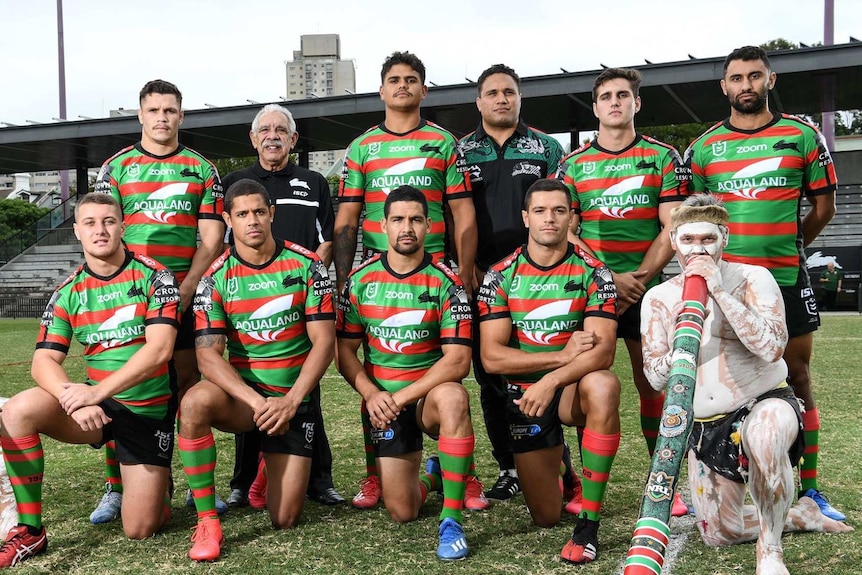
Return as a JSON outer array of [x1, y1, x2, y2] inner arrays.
[[0, 193, 178, 568], [478, 179, 621, 565], [179, 179, 335, 561], [336, 186, 475, 560]]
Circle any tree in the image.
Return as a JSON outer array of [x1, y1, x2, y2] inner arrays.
[[0, 199, 50, 242], [642, 122, 715, 154], [211, 156, 256, 176]]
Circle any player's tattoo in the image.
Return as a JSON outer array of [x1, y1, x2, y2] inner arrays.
[[334, 224, 358, 291], [195, 333, 225, 349]]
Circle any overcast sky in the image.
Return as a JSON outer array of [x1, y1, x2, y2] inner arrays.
[[1, 0, 859, 125]]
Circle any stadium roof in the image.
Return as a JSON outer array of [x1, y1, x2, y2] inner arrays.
[[2, 43, 862, 174]]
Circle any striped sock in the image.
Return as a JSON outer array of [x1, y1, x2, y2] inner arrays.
[[640, 395, 665, 457], [580, 429, 620, 521], [438, 435, 473, 524], [104, 440, 123, 494], [360, 401, 377, 478], [418, 468, 440, 503], [178, 434, 218, 519], [800, 408, 820, 492], [1, 434, 44, 529]]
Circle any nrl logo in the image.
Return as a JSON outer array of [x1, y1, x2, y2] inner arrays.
[[711, 141, 727, 156], [582, 162, 596, 175], [368, 142, 382, 156], [227, 277, 239, 296], [128, 164, 141, 179]]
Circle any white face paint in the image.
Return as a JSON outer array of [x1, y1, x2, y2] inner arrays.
[[671, 222, 727, 263]]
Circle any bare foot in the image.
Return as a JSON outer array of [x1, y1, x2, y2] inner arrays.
[[793, 497, 854, 533]]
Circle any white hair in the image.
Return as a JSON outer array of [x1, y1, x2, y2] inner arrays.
[[251, 104, 296, 135]]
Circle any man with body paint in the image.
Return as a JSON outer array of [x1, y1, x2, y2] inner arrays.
[[641, 194, 851, 575]]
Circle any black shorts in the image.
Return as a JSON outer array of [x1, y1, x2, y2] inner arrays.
[[245, 381, 316, 457], [781, 285, 820, 338], [371, 403, 424, 458], [259, 401, 317, 457], [91, 399, 175, 467], [174, 307, 196, 351], [688, 386, 804, 484], [505, 383, 565, 454], [616, 298, 643, 341]]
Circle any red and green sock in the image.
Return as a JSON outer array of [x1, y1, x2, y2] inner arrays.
[[360, 401, 378, 479], [104, 440, 123, 494], [800, 408, 820, 492], [178, 434, 218, 519], [2, 434, 44, 529], [580, 429, 620, 522], [438, 435, 473, 524], [640, 395, 664, 457]]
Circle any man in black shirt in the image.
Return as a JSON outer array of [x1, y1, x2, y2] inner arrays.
[[221, 104, 343, 506], [458, 65, 566, 502]]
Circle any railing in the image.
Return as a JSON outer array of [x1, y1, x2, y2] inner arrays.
[[0, 296, 50, 319], [0, 196, 76, 265]]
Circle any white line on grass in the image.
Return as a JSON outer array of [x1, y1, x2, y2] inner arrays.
[[614, 487, 696, 575]]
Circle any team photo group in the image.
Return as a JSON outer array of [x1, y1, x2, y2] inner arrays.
[[0, 44, 854, 573]]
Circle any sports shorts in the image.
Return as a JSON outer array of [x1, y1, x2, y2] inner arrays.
[[371, 403, 424, 458], [504, 383, 565, 454], [781, 285, 820, 338], [91, 398, 175, 467]]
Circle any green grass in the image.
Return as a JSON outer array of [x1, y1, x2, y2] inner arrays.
[[0, 316, 860, 574]]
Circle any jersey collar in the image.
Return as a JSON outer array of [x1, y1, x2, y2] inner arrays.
[[251, 160, 295, 179], [380, 251, 432, 279]]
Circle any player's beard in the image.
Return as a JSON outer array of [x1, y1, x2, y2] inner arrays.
[[729, 87, 767, 115], [393, 235, 421, 255]]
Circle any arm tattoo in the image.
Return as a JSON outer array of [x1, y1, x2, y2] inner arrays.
[[334, 224, 358, 291], [195, 334, 225, 349]]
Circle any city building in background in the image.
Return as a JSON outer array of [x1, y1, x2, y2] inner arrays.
[[285, 34, 355, 174]]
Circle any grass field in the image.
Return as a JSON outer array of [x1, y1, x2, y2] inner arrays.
[[0, 316, 859, 575]]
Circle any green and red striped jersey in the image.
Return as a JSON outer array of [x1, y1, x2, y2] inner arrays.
[[685, 112, 837, 287], [36, 251, 181, 418], [95, 143, 225, 283], [476, 244, 617, 388], [556, 135, 688, 288], [338, 120, 471, 257], [336, 252, 472, 394], [193, 241, 334, 399]]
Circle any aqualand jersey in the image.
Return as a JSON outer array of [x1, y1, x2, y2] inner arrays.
[[458, 122, 566, 271], [686, 112, 837, 287], [338, 120, 471, 257], [95, 143, 225, 283], [36, 251, 181, 419], [476, 243, 617, 388], [193, 240, 334, 399], [336, 252, 472, 395], [556, 134, 688, 288]]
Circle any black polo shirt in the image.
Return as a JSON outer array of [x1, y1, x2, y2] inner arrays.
[[458, 122, 565, 271], [223, 161, 335, 251]]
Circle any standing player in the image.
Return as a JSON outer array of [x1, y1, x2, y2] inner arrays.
[[91, 79, 226, 522], [478, 179, 621, 564], [0, 193, 179, 568], [685, 46, 843, 521], [333, 51, 477, 509], [221, 104, 343, 508], [459, 63, 566, 502], [179, 179, 335, 561], [336, 185, 475, 560], [556, 67, 689, 517], [641, 195, 852, 574]]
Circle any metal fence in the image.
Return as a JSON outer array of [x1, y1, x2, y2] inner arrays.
[[0, 297, 50, 319]]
